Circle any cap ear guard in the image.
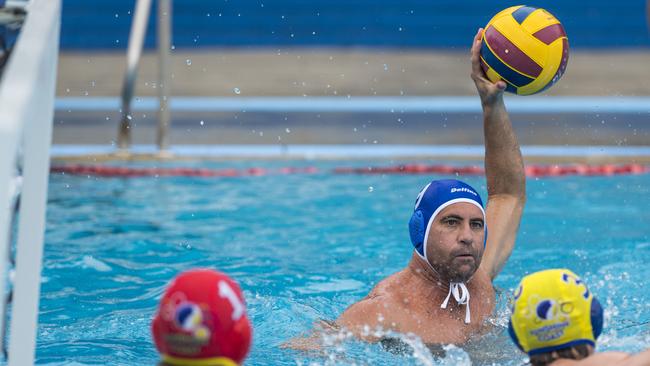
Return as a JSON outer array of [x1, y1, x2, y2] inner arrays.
[[591, 297, 603, 339], [409, 210, 425, 255], [508, 319, 524, 352]]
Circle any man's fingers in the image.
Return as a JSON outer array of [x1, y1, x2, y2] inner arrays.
[[470, 28, 484, 76], [470, 47, 482, 75], [470, 28, 482, 55], [474, 28, 483, 43]]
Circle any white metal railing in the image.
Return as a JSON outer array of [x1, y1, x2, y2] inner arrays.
[[0, 1, 27, 26], [0, 0, 61, 364]]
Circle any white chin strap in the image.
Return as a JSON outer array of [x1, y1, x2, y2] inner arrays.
[[441, 282, 471, 324]]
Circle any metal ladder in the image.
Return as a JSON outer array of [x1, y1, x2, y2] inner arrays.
[[117, 0, 173, 157]]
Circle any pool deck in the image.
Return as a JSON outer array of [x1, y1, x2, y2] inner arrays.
[[53, 48, 650, 161], [57, 48, 650, 97]]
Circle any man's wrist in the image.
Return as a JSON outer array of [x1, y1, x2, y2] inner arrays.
[[481, 96, 505, 113]]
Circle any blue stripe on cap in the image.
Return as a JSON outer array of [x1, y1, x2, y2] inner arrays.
[[511, 6, 537, 24], [527, 339, 596, 356], [481, 40, 535, 88]]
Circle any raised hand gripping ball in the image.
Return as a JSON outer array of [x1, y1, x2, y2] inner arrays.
[[480, 5, 569, 95]]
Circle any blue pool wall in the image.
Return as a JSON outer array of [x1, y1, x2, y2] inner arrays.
[[60, 0, 650, 49]]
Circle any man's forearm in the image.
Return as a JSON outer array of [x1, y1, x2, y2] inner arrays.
[[483, 98, 526, 198]]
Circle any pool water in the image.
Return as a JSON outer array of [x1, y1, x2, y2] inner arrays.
[[34, 160, 650, 365]]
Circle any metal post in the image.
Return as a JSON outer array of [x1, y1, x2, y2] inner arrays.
[[117, 0, 153, 154], [156, 0, 172, 156], [0, 73, 19, 366], [0, 0, 60, 364]]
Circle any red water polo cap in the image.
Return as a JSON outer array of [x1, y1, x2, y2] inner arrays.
[[152, 269, 252, 366]]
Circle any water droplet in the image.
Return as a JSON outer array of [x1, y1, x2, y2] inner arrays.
[[285, 128, 291, 133], [368, 186, 374, 192], [126, 114, 133, 120], [233, 87, 241, 94], [186, 59, 192, 66], [383, 64, 388, 71], [200, 120, 204, 126]]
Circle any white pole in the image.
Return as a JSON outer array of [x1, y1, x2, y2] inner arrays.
[[156, 0, 172, 156], [0, 77, 19, 366], [2, 0, 60, 364], [117, 0, 153, 152]]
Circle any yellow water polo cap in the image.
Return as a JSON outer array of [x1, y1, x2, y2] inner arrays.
[[508, 269, 603, 356]]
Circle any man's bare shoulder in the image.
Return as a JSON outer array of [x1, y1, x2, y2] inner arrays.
[[367, 270, 409, 298], [336, 271, 409, 335]]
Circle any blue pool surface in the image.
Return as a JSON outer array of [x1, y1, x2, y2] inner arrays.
[[35, 160, 650, 365]]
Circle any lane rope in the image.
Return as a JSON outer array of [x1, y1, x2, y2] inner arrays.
[[50, 163, 649, 178]]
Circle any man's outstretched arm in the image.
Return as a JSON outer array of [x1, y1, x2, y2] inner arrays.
[[470, 28, 526, 280], [552, 349, 650, 366]]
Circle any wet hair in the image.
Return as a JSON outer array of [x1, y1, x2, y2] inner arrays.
[[528, 344, 592, 366]]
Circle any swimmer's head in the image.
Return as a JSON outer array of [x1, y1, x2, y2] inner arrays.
[[409, 179, 486, 281], [152, 269, 252, 366], [509, 269, 603, 361]]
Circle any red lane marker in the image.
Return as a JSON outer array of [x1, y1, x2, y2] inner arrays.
[[334, 164, 648, 177], [50, 165, 320, 178], [50, 164, 648, 178]]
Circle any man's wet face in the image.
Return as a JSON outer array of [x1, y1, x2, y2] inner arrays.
[[425, 202, 485, 282]]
